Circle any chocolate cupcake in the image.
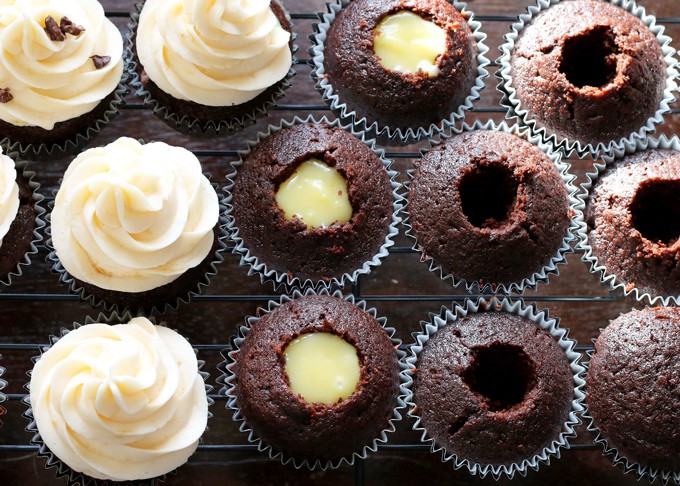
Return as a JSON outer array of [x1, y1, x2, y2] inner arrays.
[[129, 0, 295, 136], [498, 0, 677, 157], [404, 298, 584, 479], [25, 313, 210, 484], [579, 139, 680, 305], [586, 306, 680, 483], [0, 149, 44, 287], [406, 122, 575, 293], [222, 291, 404, 468], [0, 0, 126, 159], [48, 137, 226, 314], [226, 117, 400, 290], [311, 0, 489, 144]]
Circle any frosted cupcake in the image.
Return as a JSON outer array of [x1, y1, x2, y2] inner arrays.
[[0, 0, 126, 158], [0, 148, 43, 286], [48, 137, 224, 313], [131, 0, 295, 136], [27, 316, 209, 482]]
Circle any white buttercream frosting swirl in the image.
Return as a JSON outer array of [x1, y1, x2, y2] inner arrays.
[[0, 149, 19, 248], [137, 0, 292, 106], [51, 137, 219, 293], [30, 317, 208, 481], [0, 0, 124, 130]]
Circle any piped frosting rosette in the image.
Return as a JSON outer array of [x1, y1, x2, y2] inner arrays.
[[0, 0, 125, 156], [137, 0, 291, 106], [27, 316, 209, 482], [129, 0, 295, 135], [49, 137, 222, 312]]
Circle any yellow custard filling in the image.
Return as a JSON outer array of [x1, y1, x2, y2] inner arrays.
[[373, 11, 447, 77], [284, 332, 360, 404], [275, 159, 352, 229]]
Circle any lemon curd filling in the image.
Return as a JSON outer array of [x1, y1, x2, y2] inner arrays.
[[284, 332, 361, 404], [373, 10, 447, 77], [275, 158, 352, 229]]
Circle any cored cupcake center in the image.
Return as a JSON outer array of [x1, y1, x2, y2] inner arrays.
[[630, 179, 680, 245], [462, 343, 537, 411], [459, 164, 518, 229], [559, 26, 619, 89]]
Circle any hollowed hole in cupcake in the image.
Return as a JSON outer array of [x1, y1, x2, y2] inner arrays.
[[462, 343, 536, 411], [559, 26, 619, 89], [459, 164, 518, 228], [630, 179, 680, 245]]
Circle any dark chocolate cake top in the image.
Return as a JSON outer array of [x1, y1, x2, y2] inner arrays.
[[232, 294, 400, 464], [408, 129, 570, 288], [587, 306, 680, 472], [323, 0, 478, 129], [231, 122, 394, 283], [413, 311, 573, 466], [510, 0, 666, 146], [585, 148, 680, 298]]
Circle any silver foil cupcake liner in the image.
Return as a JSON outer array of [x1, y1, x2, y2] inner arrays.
[[218, 288, 407, 470], [402, 296, 585, 480], [126, 0, 297, 138], [23, 311, 213, 486], [310, 0, 490, 145], [403, 119, 579, 295], [575, 134, 680, 306], [0, 152, 45, 288], [497, 0, 678, 159], [46, 154, 229, 315], [0, 78, 128, 162], [224, 114, 402, 293], [583, 314, 680, 485], [0, 355, 6, 425]]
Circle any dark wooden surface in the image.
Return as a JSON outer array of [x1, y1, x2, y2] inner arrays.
[[0, 0, 678, 484]]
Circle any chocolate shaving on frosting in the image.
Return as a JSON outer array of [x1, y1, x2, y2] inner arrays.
[[60, 17, 85, 36], [44, 16, 86, 42], [0, 88, 12, 104], [91, 55, 112, 70], [44, 15, 65, 41]]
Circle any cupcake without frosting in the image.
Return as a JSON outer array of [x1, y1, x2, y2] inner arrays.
[[49, 137, 223, 313], [407, 127, 572, 292], [313, 0, 487, 143], [0, 0, 125, 155], [586, 307, 680, 481], [501, 0, 673, 155], [227, 119, 398, 290], [28, 316, 209, 482], [132, 0, 294, 135], [583, 147, 680, 303], [225, 293, 402, 467], [405, 299, 583, 478]]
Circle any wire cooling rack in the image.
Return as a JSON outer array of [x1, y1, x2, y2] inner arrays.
[[0, 1, 678, 484]]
